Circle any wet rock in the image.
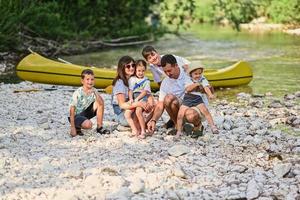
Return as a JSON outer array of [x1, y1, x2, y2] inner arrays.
[[268, 102, 282, 108], [237, 92, 251, 99], [284, 94, 296, 100], [249, 100, 264, 108]]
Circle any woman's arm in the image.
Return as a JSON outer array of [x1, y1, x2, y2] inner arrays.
[[116, 93, 145, 110], [128, 90, 134, 103]]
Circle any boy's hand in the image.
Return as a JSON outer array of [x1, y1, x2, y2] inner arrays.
[[129, 99, 134, 104], [208, 94, 215, 100], [70, 126, 77, 137]]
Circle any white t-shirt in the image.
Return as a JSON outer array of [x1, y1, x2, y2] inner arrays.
[[112, 79, 129, 105], [128, 76, 151, 93], [159, 68, 192, 102], [149, 54, 190, 83]]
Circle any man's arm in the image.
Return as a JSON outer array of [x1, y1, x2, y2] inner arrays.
[[147, 101, 164, 133]]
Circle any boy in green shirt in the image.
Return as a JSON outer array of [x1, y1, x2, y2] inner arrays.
[[69, 69, 110, 137]]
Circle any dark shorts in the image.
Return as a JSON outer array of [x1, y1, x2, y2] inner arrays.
[[182, 93, 204, 107], [68, 102, 96, 128], [133, 92, 148, 102]]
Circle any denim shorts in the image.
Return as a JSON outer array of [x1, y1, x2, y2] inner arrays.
[[68, 102, 96, 128], [112, 104, 129, 127], [182, 93, 204, 107], [133, 92, 148, 102]]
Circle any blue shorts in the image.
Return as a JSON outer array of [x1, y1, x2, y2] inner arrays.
[[133, 92, 148, 102], [112, 104, 129, 127], [68, 102, 96, 128], [182, 93, 204, 107]]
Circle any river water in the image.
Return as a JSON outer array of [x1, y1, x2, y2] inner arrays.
[[6, 24, 300, 99]]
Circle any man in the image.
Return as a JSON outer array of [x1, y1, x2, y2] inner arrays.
[[147, 54, 202, 136], [142, 46, 190, 128]]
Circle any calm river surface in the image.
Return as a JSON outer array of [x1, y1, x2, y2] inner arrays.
[[64, 25, 300, 99]]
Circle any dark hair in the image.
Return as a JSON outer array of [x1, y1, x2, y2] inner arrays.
[[81, 69, 94, 79], [161, 54, 177, 67], [112, 56, 135, 87], [135, 59, 147, 70], [142, 45, 157, 60]]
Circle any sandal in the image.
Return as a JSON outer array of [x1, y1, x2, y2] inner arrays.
[[76, 128, 84, 136], [191, 125, 204, 138], [96, 127, 110, 134], [183, 123, 194, 135]]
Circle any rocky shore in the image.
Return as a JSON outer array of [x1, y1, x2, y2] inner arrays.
[[0, 82, 299, 199]]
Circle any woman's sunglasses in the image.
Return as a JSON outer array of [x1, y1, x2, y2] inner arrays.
[[125, 63, 136, 69]]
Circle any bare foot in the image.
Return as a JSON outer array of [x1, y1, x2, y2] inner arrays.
[[174, 131, 183, 141], [138, 132, 146, 139]]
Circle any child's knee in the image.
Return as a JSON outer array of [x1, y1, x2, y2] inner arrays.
[[82, 120, 93, 129]]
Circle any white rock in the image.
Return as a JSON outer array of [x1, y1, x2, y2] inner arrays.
[[246, 179, 260, 199], [129, 177, 145, 194], [173, 166, 187, 178], [168, 145, 190, 157], [273, 163, 292, 178]]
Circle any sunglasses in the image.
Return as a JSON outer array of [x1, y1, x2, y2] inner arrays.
[[125, 63, 136, 69]]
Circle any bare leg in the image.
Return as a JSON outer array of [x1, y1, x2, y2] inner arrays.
[[175, 105, 188, 138], [136, 107, 146, 138], [124, 110, 139, 136], [93, 98, 104, 128], [164, 94, 181, 126], [81, 120, 93, 129], [197, 104, 218, 133]]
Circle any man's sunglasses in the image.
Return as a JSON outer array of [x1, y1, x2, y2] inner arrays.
[[125, 63, 136, 69]]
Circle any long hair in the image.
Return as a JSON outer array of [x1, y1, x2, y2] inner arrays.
[[112, 56, 135, 87]]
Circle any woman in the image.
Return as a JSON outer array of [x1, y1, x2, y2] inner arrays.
[[112, 56, 146, 136]]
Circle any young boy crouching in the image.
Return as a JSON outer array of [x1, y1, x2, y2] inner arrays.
[[69, 69, 110, 137]]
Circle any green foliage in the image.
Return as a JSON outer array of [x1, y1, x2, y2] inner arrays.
[[193, 0, 215, 23], [193, 0, 300, 30], [213, 0, 258, 30], [159, 0, 196, 31], [266, 0, 300, 23], [0, 0, 195, 52]]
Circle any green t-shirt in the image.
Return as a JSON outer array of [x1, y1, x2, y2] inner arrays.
[[69, 87, 96, 114]]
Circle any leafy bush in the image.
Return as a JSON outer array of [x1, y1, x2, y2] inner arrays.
[[266, 0, 300, 23], [0, 0, 195, 52]]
